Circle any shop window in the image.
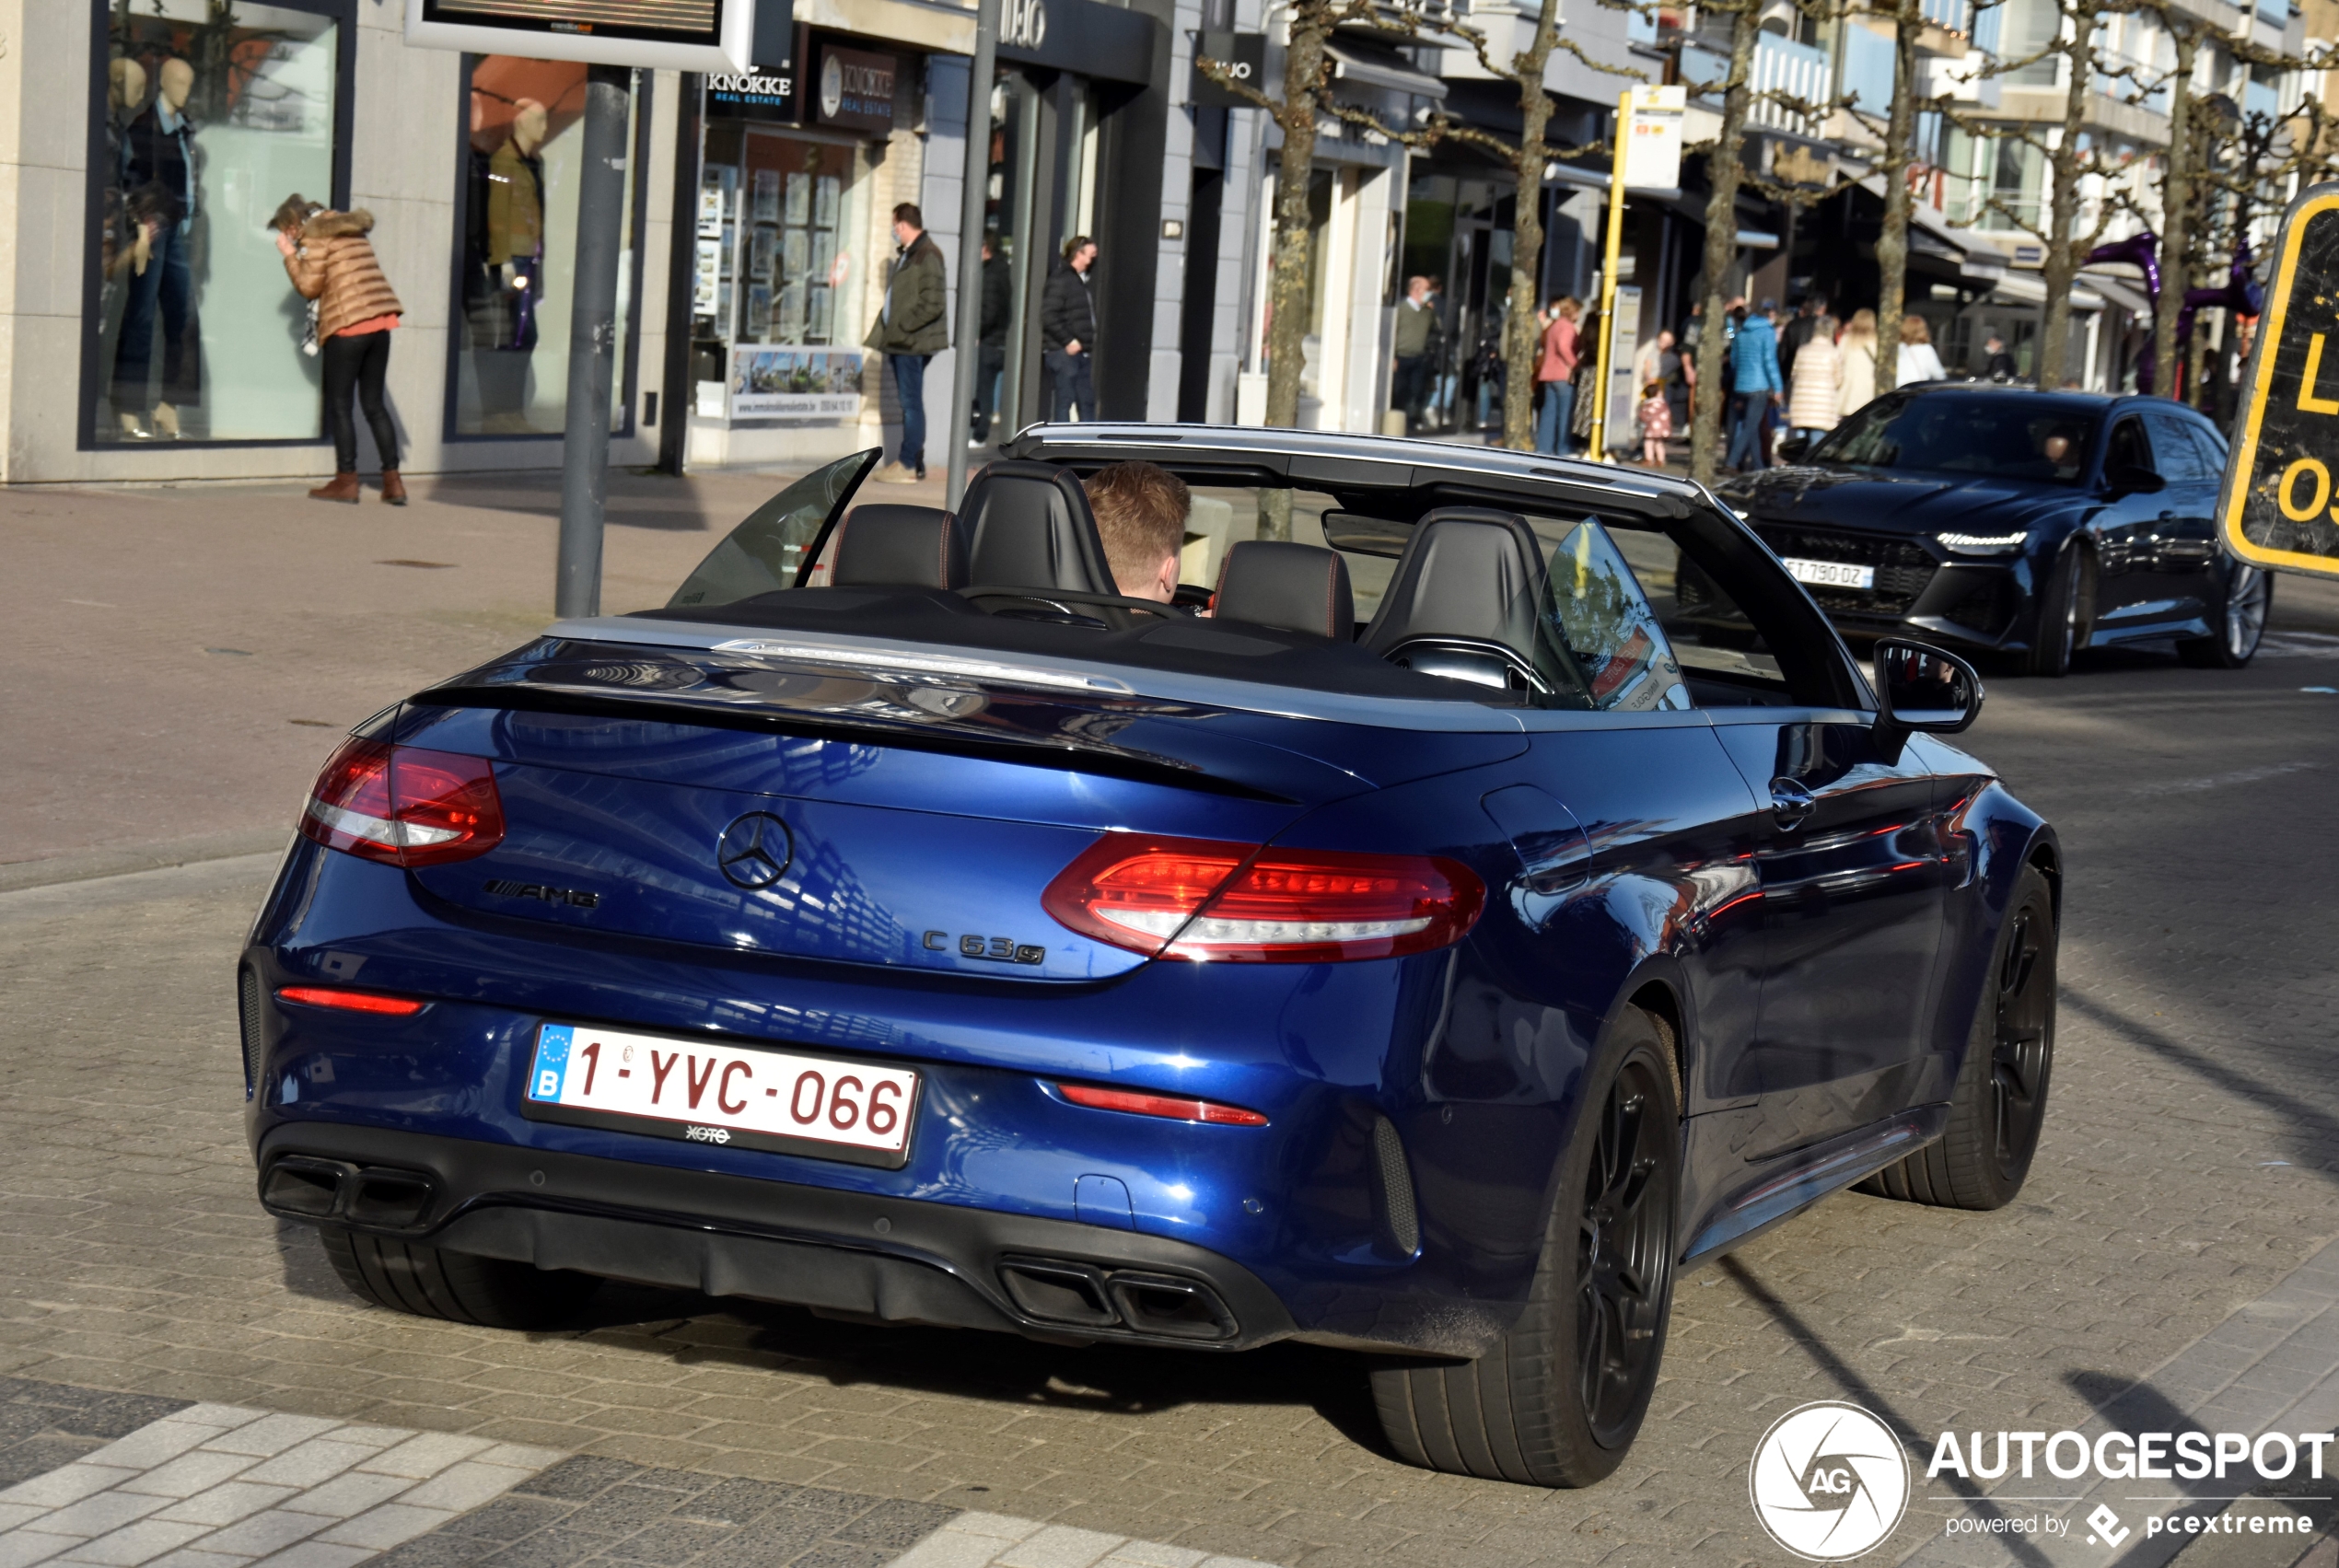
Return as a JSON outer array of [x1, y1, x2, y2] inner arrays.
[[83, 0, 352, 447], [692, 125, 872, 423], [449, 56, 646, 438]]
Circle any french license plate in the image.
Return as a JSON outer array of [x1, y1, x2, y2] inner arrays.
[[522, 1023, 919, 1169], [1783, 556, 1876, 590]]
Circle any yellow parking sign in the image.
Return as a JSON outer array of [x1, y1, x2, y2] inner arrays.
[[2221, 182, 2339, 578]]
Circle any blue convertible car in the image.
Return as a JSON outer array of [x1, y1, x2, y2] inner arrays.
[[244, 427, 2059, 1487], [1721, 383, 2271, 676]]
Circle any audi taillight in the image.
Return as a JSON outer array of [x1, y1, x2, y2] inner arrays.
[[1041, 832, 1484, 962], [298, 738, 506, 867]]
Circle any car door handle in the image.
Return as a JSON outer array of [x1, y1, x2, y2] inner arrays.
[[1769, 778, 1816, 830]]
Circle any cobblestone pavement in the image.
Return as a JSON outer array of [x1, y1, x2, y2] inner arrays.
[[3, 476, 2337, 1564]]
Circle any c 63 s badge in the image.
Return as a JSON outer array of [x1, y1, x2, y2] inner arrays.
[[925, 930, 1046, 965], [484, 879, 600, 909]]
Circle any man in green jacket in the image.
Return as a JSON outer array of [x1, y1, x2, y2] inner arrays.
[[865, 203, 949, 482]]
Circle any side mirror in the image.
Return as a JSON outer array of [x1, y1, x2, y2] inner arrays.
[[2104, 463, 2165, 496], [1873, 638, 1983, 758], [1776, 432, 1812, 464]]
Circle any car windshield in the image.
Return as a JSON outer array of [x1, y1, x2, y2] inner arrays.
[[1811, 394, 2097, 484]]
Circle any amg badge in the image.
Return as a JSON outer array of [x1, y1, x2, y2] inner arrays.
[[483, 879, 600, 909]]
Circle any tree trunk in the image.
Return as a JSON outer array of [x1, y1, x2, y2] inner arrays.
[[1263, 4, 1328, 435], [1874, 0, 1921, 376], [2035, 0, 2095, 389], [2150, 24, 2195, 399], [1499, 0, 1565, 451], [1689, 10, 1757, 487]]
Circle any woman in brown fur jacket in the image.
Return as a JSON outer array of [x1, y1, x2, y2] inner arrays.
[[273, 194, 405, 505]]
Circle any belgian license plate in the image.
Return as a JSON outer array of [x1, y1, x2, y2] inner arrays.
[[1784, 556, 1876, 590], [522, 1023, 919, 1169]]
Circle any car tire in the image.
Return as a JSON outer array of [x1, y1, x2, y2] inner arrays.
[[2177, 563, 2272, 668], [1370, 1006, 1679, 1487], [1859, 865, 2056, 1211], [2024, 546, 2089, 678], [320, 1226, 599, 1330]]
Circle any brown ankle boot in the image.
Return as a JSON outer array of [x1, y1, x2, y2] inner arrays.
[[308, 472, 361, 504], [380, 470, 408, 505]]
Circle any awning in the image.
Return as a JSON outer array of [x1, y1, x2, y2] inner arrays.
[[1853, 176, 2011, 281], [2081, 270, 2154, 316], [1985, 273, 2107, 312], [1326, 41, 1448, 100]]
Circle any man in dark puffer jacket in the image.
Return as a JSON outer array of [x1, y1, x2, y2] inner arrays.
[[864, 203, 949, 482], [1041, 236, 1099, 423]]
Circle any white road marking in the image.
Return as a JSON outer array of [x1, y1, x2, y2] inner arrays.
[[0, 1405, 560, 1568]]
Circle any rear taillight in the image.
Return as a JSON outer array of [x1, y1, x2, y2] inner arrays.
[[1054, 1082, 1269, 1125], [276, 986, 426, 1016], [1041, 832, 1484, 963], [298, 738, 505, 867]]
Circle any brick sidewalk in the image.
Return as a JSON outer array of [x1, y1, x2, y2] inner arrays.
[[0, 465, 947, 884]]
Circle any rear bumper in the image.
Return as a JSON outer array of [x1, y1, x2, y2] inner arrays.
[[257, 1121, 1299, 1352]]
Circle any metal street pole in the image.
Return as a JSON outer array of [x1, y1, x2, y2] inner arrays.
[[554, 65, 632, 619], [945, 0, 1002, 511], [1588, 87, 1634, 465]]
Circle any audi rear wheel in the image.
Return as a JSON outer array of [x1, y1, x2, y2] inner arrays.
[[1371, 1006, 1679, 1486], [2177, 563, 2271, 668]]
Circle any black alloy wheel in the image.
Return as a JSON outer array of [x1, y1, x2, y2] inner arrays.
[[2026, 545, 2090, 678], [1370, 1007, 1680, 1486], [2179, 563, 2272, 668], [1859, 864, 2057, 1210], [1577, 1058, 1674, 1445]]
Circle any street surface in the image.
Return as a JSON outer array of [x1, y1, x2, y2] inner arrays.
[[1, 473, 2335, 1567]]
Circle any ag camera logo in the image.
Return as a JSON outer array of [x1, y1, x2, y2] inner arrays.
[[1750, 1401, 1911, 1561]]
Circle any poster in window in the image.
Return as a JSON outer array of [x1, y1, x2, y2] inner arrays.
[[786, 170, 811, 226], [751, 168, 780, 224], [728, 346, 865, 418], [745, 283, 773, 340], [815, 174, 840, 228], [749, 226, 775, 282], [778, 279, 809, 342], [697, 183, 725, 238], [808, 283, 833, 342], [782, 227, 810, 282]]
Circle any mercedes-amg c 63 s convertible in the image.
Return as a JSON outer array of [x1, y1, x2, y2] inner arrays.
[[243, 427, 2060, 1488]]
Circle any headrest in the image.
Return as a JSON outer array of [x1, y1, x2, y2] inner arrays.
[[829, 505, 967, 589], [1212, 541, 1355, 640], [1359, 507, 1548, 657], [958, 461, 1116, 594]]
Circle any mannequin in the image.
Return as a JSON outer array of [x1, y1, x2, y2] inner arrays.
[[114, 56, 200, 439], [102, 59, 149, 282]]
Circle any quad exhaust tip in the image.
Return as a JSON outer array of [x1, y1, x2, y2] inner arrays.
[[997, 1256, 1237, 1341], [262, 1156, 438, 1230]]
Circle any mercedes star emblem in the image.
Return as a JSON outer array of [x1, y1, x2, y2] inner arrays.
[[716, 812, 793, 890]]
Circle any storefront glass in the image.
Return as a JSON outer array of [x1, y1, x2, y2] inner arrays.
[[450, 56, 641, 437], [86, 0, 344, 446], [692, 124, 871, 422]]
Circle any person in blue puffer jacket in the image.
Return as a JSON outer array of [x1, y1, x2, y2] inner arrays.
[[1726, 299, 1784, 471]]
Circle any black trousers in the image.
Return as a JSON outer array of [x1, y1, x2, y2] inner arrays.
[[322, 330, 399, 472]]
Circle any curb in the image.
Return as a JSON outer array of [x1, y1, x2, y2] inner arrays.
[[0, 830, 293, 895]]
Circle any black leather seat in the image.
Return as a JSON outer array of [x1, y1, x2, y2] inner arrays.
[[1360, 508, 1553, 692], [958, 461, 1117, 594], [1211, 541, 1354, 640], [829, 505, 967, 589]]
